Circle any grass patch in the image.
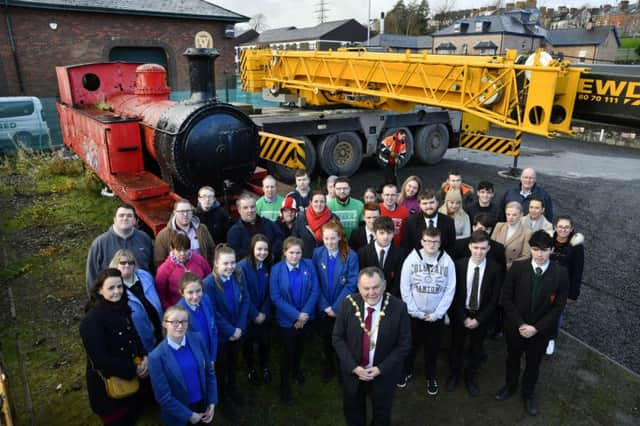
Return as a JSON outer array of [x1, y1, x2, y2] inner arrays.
[[620, 37, 640, 49]]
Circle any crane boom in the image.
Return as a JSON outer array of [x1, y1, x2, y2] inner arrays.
[[241, 48, 586, 139]]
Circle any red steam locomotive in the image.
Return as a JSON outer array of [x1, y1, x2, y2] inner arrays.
[[56, 48, 266, 234]]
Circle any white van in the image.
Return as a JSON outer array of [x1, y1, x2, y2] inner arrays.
[[0, 96, 50, 154]]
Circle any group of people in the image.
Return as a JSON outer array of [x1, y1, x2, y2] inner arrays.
[[81, 165, 584, 425]]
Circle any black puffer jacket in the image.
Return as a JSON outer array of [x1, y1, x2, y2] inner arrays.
[[551, 232, 585, 300]]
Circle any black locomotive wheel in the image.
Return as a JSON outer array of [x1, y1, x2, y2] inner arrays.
[[317, 131, 363, 177], [270, 136, 317, 184], [375, 127, 414, 169], [413, 124, 450, 165]]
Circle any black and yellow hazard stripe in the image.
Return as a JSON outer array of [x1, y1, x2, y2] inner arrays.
[[459, 132, 521, 156], [258, 131, 306, 169]]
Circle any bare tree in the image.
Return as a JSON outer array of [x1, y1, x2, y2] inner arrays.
[[249, 13, 269, 32], [432, 0, 457, 30]]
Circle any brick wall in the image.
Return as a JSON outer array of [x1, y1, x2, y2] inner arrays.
[[0, 7, 238, 97]]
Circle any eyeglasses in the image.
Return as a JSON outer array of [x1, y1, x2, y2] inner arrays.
[[118, 260, 135, 266], [175, 210, 193, 215], [165, 320, 188, 327], [421, 239, 440, 244], [198, 194, 214, 199]]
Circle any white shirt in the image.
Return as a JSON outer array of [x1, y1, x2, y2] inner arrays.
[[365, 229, 376, 244], [373, 242, 390, 267], [465, 258, 487, 310], [363, 297, 383, 369], [424, 215, 438, 229], [167, 335, 187, 350], [531, 259, 550, 275]]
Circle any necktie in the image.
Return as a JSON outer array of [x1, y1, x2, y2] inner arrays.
[[469, 266, 480, 311], [429, 219, 435, 228], [360, 307, 375, 366], [369, 234, 375, 244], [535, 267, 543, 276], [378, 249, 385, 268]]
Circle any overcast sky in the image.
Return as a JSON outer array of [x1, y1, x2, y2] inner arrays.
[[209, 0, 606, 30]]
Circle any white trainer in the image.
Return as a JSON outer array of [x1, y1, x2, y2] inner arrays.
[[546, 339, 555, 355]]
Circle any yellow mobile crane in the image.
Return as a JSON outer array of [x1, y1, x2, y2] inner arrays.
[[241, 48, 588, 178]]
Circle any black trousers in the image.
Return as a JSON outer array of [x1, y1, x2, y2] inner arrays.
[[505, 329, 548, 397], [315, 315, 338, 371], [279, 325, 310, 391], [216, 339, 242, 401], [449, 319, 489, 378], [404, 317, 445, 380], [343, 380, 394, 426], [382, 164, 398, 190], [242, 320, 271, 371]]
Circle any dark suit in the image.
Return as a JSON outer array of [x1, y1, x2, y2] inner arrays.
[[401, 213, 456, 257], [357, 243, 405, 296], [348, 224, 373, 252], [455, 237, 507, 273], [449, 258, 503, 378], [501, 259, 568, 397], [333, 293, 411, 426]]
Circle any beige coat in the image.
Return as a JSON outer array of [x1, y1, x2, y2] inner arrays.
[[491, 222, 531, 270]]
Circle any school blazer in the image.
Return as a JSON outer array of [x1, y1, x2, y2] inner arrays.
[[269, 259, 320, 328], [177, 295, 218, 362], [502, 259, 569, 337], [491, 223, 531, 269], [357, 242, 405, 296], [203, 272, 249, 341], [401, 212, 457, 257], [348, 225, 370, 252], [312, 247, 359, 315], [237, 258, 272, 321], [452, 258, 503, 326], [149, 332, 218, 426]]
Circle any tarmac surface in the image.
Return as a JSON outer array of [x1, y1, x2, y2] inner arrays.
[[347, 134, 640, 374]]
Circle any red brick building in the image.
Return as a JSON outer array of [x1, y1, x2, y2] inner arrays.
[[0, 0, 248, 97]]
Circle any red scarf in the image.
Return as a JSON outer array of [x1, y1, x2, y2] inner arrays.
[[305, 207, 332, 242]]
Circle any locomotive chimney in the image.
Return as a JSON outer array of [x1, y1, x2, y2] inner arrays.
[[183, 47, 219, 102]]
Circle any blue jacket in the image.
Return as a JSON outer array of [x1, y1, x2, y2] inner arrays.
[[501, 184, 553, 222], [226, 217, 283, 260], [269, 259, 320, 328], [312, 247, 359, 315], [237, 258, 271, 321], [177, 294, 218, 363], [149, 332, 218, 426], [127, 269, 163, 353], [203, 272, 250, 341]]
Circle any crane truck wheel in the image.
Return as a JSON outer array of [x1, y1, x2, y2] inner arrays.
[[270, 136, 316, 184], [376, 127, 414, 169], [413, 124, 450, 165], [317, 131, 363, 177]]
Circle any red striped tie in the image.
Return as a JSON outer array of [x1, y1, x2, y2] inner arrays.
[[360, 307, 375, 366]]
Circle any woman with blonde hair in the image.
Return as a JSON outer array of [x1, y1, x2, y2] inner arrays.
[[491, 201, 531, 269], [398, 175, 423, 214], [438, 190, 471, 240]]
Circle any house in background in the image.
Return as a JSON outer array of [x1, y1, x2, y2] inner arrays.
[[432, 9, 546, 55], [548, 25, 620, 63], [366, 34, 432, 52]]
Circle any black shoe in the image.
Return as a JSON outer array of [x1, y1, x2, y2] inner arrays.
[[262, 368, 272, 384], [426, 379, 439, 396], [294, 371, 305, 385], [396, 374, 411, 389], [465, 377, 480, 397], [248, 368, 260, 385], [525, 396, 538, 416], [495, 385, 517, 401], [446, 374, 459, 392]]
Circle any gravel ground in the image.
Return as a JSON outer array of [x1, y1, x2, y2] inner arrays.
[[348, 139, 640, 374]]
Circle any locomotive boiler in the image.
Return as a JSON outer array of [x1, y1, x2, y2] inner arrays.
[[56, 48, 287, 234]]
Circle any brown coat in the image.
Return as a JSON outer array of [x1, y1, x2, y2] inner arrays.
[[491, 222, 531, 270], [153, 219, 215, 269]]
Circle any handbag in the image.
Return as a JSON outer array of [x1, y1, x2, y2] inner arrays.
[[91, 356, 142, 399]]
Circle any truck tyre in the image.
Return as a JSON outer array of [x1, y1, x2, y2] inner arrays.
[[318, 131, 363, 177], [376, 127, 414, 169], [414, 124, 449, 165], [270, 136, 316, 184]]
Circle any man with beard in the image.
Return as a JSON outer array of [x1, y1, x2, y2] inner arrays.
[[328, 177, 364, 239], [227, 192, 283, 260], [402, 189, 456, 257], [333, 266, 411, 426]]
